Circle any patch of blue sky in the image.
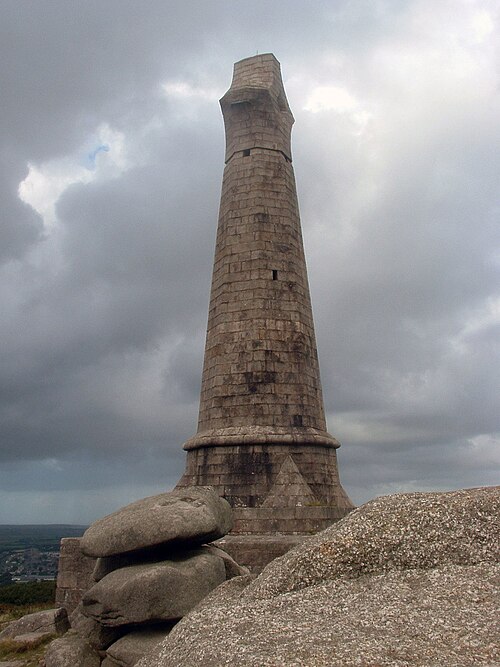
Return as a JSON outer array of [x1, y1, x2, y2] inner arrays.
[[84, 144, 110, 170]]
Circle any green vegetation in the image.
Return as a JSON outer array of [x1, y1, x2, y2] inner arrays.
[[0, 572, 12, 586], [0, 581, 56, 606]]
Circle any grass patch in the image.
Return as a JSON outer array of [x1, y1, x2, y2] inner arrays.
[[0, 601, 56, 636], [0, 633, 56, 666], [0, 633, 55, 654], [1, 600, 55, 620]]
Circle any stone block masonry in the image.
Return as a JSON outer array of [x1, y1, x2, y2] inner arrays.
[[177, 54, 354, 567], [55, 538, 96, 615]]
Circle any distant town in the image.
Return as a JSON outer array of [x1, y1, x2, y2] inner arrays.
[[0, 525, 87, 584], [2, 547, 59, 581]]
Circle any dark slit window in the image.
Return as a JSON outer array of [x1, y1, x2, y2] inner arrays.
[[293, 414, 303, 427], [272, 270, 278, 280], [243, 148, 251, 156]]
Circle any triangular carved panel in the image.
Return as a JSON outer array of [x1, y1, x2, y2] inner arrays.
[[261, 455, 317, 508]]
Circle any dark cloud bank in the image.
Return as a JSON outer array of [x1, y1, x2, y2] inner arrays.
[[0, 0, 498, 522]]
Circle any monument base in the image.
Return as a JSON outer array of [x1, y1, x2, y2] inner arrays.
[[176, 443, 354, 538]]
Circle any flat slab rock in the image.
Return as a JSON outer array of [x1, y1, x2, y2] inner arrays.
[[0, 607, 68, 640], [82, 548, 226, 626], [93, 543, 248, 582], [9, 630, 53, 646], [81, 486, 232, 558]]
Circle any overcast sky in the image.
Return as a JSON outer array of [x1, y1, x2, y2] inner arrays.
[[1, 0, 498, 524]]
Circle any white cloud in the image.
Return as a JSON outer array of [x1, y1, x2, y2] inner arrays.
[[471, 10, 494, 43], [303, 85, 372, 135], [160, 80, 219, 101], [451, 297, 500, 354], [18, 160, 92, 229], [18, 124, 129, 229], [304, 85, 358, 113]]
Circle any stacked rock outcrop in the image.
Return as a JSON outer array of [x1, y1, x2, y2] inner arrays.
[[44, 486, 246, 667]]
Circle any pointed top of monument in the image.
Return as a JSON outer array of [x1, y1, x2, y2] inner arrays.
[[220, 53, 293, 163]]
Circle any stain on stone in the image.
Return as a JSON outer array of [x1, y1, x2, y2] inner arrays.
[[264, 349, 280, 362], [243, 371, 277, 393]]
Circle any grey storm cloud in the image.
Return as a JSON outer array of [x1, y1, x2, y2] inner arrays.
[[0, 0, 498, 523]]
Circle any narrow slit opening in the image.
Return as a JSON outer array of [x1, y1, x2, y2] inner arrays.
[[242, 148, 251, 157], [272, 270, 278, 280], [293, 414, 303, 427]]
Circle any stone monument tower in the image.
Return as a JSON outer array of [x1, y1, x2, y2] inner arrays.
[[177, 54, 353, 568]]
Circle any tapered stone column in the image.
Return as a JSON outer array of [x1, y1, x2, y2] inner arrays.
[[177, 54, 353, 567]]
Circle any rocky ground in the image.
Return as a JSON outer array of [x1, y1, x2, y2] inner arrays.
[[2, 485, 498, 666], [138, 486, 500, 667], [0, 607, 68, 666]]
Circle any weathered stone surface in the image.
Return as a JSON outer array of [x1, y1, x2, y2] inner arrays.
[[140, 564, 500, 667], [178, 445, 353, 538], [94, 543, 248, 583], [70, 603, 123, 650], [247, 485, 500, 599], [9, 631, 53, 646], [93, 552, 139, 582], [82, 548, 226, 626], [55, 537, 96, 614], [93, 548, 165, 582], [43, 631, 101, 667], [101, 658, 119, 667], [103, 628, 173, 667], [214, 534, 305, 574], [137, 487, 500, 667], [202, 544, 249, 579], [0, 607, 68, 640], [81, 487, 232, 558], [183, 54, 337, 449]]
